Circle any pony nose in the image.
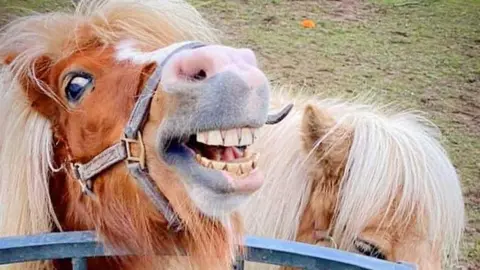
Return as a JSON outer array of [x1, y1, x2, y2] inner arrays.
[[160, 45, 267, 90]]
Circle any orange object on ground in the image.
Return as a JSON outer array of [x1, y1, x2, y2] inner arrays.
[[302, 19, 316, 28]]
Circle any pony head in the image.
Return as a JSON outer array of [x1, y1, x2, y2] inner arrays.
[[296, 101, 465, 269], [239, 88, 464, 270], [0, 0, 282, 268]]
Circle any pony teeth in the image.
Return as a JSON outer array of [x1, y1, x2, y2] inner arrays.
[[195, 153, 259, 175], [196, 128, 257, 146]]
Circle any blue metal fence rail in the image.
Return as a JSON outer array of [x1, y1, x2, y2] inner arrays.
[[0, 231, 416, 270]]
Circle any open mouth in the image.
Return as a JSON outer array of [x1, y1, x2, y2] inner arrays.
[[162, 126, 262, 194], [187, 128, 259, 176]]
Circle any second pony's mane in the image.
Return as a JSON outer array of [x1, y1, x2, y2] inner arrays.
[[240, 89, 313, 242], [0, 1, 220, 269], [242, 87, 464, 269]]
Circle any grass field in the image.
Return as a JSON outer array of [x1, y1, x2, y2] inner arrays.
[[1, 0, 479, 268]]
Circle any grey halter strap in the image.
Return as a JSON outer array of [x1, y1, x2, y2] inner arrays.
[[69, 41, 206, 231]]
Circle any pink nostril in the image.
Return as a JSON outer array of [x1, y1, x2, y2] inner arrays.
[[174, 48, 228, 82], [191, 69, 207, 81]]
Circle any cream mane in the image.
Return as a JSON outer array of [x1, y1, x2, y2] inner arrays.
[[243, 87, 464, 269], [241, 88, 313, 241], [0, 1, 219, 269], [0, 68, 56, 270]]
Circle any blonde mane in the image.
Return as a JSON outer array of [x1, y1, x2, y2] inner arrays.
[[0, 68, 56, 270], [328, 97, 464, 267], [243, 87, 464, 269], [241, 89, 313, 241], [0, 1, 219, 269]]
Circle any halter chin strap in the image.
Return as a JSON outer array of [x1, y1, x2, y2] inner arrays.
[[69, 41, 206, 231]]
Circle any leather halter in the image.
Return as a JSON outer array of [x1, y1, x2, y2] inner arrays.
[[68, 41, 206, 231]]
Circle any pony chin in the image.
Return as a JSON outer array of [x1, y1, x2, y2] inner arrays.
[[182, 181, 253, 219]]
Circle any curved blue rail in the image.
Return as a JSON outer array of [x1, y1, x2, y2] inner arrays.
[[0, 231, 416, 270]]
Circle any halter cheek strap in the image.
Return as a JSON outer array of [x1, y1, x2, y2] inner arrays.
[[68, 41, 206, 231]]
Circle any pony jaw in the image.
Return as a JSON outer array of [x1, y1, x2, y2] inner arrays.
[[158, 125, 264, 218], [161, 126, 263, 193]]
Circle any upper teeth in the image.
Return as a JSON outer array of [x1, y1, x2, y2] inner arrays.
[[196, 128, 258, 146]]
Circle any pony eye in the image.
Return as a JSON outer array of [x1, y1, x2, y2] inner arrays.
[[354, 239, 386, 260], [65, 74, 93, 102]]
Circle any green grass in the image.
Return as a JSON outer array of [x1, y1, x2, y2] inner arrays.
[[0, 0, 70, 22], [1, 0, 479, 268]]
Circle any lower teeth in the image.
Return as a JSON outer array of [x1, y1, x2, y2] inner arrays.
[[195, 153, 259, 175]]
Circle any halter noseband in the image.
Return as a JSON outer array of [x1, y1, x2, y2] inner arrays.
[[68, 41, 206, 231]]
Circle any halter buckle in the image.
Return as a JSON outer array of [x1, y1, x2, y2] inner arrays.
[[122, 132, 146, 169]]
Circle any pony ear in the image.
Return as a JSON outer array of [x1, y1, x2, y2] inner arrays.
[[301, 104, 353, 168], [301, 104, 336, 151]]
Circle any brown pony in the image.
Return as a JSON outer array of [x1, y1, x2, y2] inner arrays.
[[242, 88, 465, 270], [0, 0, 285, 269]]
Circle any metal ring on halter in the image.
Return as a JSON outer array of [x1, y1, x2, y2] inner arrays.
[[313, 230, 338, 249]]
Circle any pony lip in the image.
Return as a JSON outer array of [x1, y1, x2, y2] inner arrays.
[[221, 168, 263, 193]]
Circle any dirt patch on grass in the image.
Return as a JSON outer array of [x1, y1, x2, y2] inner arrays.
[[320, 0, 372, 22], [422, 78, 480, 136]]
